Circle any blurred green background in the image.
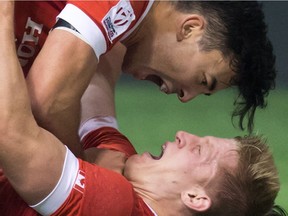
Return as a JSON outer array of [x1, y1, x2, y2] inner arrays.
[[115, 76, 288, 210]]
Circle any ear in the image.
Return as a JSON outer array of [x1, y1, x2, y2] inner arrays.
[[181, 188, 211, 212], [177, 15, 205, 41]]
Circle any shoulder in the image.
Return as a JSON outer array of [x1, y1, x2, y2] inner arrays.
[[65, 159, 137, 215], [57, 1, 153, 57]]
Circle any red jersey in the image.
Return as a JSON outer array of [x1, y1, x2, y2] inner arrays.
[[0, 169, 39, 216], [15, 1, 66, 76], [0, 127, 155, 216], [14, 0, 153, 75]]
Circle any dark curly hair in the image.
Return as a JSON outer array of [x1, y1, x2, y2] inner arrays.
[[267, 205, 288, 216], [172, 1, 276, 133]]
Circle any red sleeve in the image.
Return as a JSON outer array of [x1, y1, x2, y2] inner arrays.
[[66, 0, 149, 51], [0, 169, 38, 216], [51, 160, 136, 216], [15, 1, 65, 76], [81, 127, 137, 157]]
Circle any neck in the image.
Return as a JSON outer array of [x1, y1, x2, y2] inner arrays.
[[134, 186, 189, 216], [122, 1, 159, 48]]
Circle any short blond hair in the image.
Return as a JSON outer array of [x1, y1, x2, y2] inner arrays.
[[195, 135, 280, 216]]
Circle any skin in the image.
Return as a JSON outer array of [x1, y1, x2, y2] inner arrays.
[[0, 4, 239, 215], [0, 2, 66, 205], [122, 1, 234, 102], [125, 131, 239, 214], [23, 1, 234, 158]]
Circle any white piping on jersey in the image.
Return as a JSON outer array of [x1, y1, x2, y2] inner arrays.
[[30, 146, 79, 216], [120, 0, 155, 42], [143, 200, 158, 216], [57, 4, 106, 60]]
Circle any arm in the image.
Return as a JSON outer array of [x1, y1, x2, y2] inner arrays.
[[80, 43, 129, 173], [25, 29, 126, 158], [25, 29, 98, 158], [80, 42, 125, 124], [0, 2, 66, 205]]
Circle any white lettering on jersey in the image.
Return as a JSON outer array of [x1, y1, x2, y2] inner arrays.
[[102, 0, 135, 43], [17, 17, 43, 67], [74, 170, 85, 194]]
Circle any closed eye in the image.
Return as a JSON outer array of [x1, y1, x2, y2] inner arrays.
[[193, 145, 201, 155], [203, 74, 217, 96]]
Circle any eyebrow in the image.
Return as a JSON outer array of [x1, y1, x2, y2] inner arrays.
[[204, 77, 217, 96]]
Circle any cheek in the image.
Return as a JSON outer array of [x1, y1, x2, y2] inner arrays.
[[176, 68, 199, 86], [192, 165, 215, 184]]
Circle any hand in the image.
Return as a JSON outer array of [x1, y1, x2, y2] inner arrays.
[[84, 148, 127, 174], [0, 1, 14, 29]]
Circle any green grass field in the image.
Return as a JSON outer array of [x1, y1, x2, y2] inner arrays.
[[115, 77, 288, 210]]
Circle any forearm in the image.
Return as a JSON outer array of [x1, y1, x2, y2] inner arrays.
[[80, 42, 125, 124], [38, 101, 83, 158], [79, 43, 127, 169], [0, 2, 66, 205], [79, 44, 123, 151], [80, 72, 116, 125], [0, 1, 32, 134]]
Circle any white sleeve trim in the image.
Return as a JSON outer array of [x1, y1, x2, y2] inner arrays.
[[57, 4, 107, 60], [30, 146, 79, 216], [79, 116, 118, 142]]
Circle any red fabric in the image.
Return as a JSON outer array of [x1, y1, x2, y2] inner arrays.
[[68, 0, 149, 52], [0, 169, 39, 216], [52, 159, 155, 216], [52, 160, 135, 215], [81, 127, 137, 157], [0, 127, 154, 215], [15, 1, 66, 76], [15, 0, 149, 76]]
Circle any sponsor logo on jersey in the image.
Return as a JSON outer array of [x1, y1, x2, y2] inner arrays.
[[17, 17, 43, 67], [102, 0, 135, 43], [74, 170, 85, 194]]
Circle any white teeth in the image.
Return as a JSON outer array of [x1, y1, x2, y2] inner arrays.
[[160, 83, 168, 94]]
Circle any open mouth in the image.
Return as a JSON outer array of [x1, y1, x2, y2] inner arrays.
[[145, 75, 170, 94], [145, 75, 163, 87], [144, 75, 184, 97], [149, 144, 166, 160], [178, 90, 184, 98]]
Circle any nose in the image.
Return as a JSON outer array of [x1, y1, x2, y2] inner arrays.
[[178, 90, 199, 103], [176, 131, 201, 147], [175, 131, 186, 148]]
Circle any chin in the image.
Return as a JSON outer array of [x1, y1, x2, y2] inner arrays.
[[122, 64, 141, 79], [122, 52, 144, 76], [122, 52, 133, 72], [121, 62, 133, 75]]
